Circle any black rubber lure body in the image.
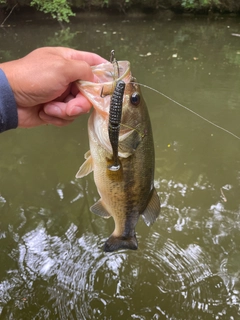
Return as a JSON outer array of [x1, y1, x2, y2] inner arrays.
[[108, 80, 126, 171]]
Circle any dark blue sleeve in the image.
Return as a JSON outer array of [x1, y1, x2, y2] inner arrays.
[[0, 69, 18, 133]]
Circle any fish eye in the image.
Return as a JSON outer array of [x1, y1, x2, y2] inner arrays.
[[130, 92, 140, 106]]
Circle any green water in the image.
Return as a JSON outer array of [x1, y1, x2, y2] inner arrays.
[[1, 12, 240, 319]]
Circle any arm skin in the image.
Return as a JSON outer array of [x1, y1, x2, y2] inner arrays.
[[0, 47, 107, 129]]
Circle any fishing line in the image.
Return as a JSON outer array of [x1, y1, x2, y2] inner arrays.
[[132, 82, 240, 141]]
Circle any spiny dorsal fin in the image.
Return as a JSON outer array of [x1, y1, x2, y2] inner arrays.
[[141, 188, 160, 227], [90, 199, 111, 218], [75, 151, 93, 178]]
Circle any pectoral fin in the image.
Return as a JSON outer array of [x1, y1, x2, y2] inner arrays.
[[118, 129, 143, 157], [75, 151, 93, 178], [84, 150, 91, 160], [90, 199, 111, 218], [141, 188, 160, 226]]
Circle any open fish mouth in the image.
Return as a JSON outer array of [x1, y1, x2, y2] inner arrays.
[[76, 61, 131, 117]]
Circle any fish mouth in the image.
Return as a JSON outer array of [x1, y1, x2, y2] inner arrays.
[[76, 61, 131, 117]]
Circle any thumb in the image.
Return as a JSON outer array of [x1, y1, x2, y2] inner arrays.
[[66, 94, 92, 116], [65, 60, 95, 83]]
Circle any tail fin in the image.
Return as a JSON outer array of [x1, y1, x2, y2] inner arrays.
[[103, 235, 138, 252]]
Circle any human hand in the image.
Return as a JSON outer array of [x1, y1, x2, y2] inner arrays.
[[0, 47, 107, 127]]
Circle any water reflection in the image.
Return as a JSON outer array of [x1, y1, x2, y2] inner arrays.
[[1, 218, 239, 319]]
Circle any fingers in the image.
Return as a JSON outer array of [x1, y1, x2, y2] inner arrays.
[[61, 47, 108, 66], [72, 51, 108, 66], [59, 47, 108, 83], [39, 110, 74, 127], [41, 94, 92, 123], [66, 60, 95, 82], [65, 94, 92, 116]]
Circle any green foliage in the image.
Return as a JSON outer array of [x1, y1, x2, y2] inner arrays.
[[181, 0, 219, 9], [0, 0, 6, 3], [102, 0, 109, 6], [30, 0, 75, 23], [101, 0, 130, 5]]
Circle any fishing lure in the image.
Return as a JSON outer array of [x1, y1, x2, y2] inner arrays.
[[110, 49, 120, 80], [108, 80, 126, 171]]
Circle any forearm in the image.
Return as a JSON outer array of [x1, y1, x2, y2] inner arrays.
[[0, 69, 18, 133]]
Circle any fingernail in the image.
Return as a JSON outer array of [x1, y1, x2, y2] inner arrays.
[[45, 105, 61, 116], [70, 106, 83, 116]]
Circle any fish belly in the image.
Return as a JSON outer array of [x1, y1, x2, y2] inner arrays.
[[90, 121, 154, 252]]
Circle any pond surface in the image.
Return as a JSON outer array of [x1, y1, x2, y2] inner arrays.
[[1, 11, 240, 319]]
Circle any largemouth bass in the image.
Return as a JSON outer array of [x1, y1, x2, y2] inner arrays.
[[76, 60, 160, 252]]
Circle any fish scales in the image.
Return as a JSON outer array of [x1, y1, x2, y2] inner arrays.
[[76, 60, 160, 252]]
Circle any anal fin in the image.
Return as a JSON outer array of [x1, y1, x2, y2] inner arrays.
[[90, 200, 111, 219]]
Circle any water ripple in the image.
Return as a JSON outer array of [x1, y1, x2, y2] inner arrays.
[[0, 223, 238, 319]]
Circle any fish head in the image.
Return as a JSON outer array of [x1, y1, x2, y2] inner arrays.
[[76, 61, 131, 119], [121, 79, 147, 133], [76, 61, 148, 157]]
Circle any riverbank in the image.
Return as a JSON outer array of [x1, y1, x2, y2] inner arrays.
[[2, 0, 240, 15], [70, 0, 240, 14], [0, 0, 240, 26]]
